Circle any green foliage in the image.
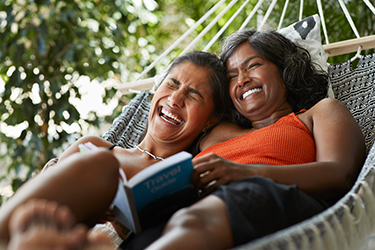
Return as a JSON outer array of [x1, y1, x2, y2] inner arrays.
[[0, 0, 373, 204], [0, 0, 126, 175], [0, 0, 173, 199]]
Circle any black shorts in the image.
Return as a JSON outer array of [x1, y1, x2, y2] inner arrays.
[[121, 176, 330, 249], [211, 176, 330, 247]]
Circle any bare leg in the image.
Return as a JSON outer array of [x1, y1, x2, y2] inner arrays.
[[146, 195, 233, 250], [0, 149, 119, 243], [59, 136, 114, 162]]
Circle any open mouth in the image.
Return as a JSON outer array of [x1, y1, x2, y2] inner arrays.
[[160, 107, 183, 125], [242, 87, 262, 100]]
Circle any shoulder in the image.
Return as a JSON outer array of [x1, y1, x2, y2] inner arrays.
[[308, 98, 354, 123], [298, 98, 353, 133], [300, 98, 350, 118], [200, 122, 252, 151], [310, 98, 347, 112]]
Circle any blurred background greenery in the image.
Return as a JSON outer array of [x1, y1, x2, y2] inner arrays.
[[0, 0, 374, 204]]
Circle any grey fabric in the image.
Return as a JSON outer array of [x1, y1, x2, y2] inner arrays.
[[102, 91, 150, 149]]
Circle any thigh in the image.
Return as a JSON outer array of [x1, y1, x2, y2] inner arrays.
[[212, 176, 329, 247], [121, 195, 233, 250]]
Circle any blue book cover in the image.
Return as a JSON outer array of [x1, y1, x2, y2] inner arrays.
[[112, 151, 195, 234]]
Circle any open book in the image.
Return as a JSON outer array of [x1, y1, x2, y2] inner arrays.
[[78, 142, 197, 234]]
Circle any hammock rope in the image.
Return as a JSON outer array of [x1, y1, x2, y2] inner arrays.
[[316, 0, 329, 44], [239, 0, 264, 30], [203, 0, 251, 51], [134, 0, 226, 81], [181, 0, 239, 55], [299, 0, 304, 21], [119, 0, 375, 95], [338, 0, 360, 39], [364, 0, 375, 15], [277, 0, 289, 31]]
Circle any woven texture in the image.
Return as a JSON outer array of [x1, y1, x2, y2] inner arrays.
[[102, 91, 150, 149], [330, 53, 375, 153]]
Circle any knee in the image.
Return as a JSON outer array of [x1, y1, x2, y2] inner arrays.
[[165, 206, 206, 233], [75, 135, 112, 148], [80, 149, 119, 182], [61, 149, 120, 193]]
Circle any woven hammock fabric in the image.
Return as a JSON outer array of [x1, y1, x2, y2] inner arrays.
[[330, 53, 375, 153], [102, 91, 150, 149]]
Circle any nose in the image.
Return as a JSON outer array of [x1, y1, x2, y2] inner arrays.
[[168, 90, 185, 108], [237, 71, 250, 88]]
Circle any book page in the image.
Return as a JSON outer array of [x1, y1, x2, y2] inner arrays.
[[112, 169, 136, 232]]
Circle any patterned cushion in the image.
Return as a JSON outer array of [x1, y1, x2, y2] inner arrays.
[[278, 14, 328, 73], [102, 91, 150, 149], [329, 53, 375, 152], [278, 14, 334, 97]]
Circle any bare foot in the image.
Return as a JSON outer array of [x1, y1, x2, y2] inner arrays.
[[7, 199, 88, 250]]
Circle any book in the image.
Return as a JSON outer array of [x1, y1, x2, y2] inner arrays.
[[78, 142, 197, 234]]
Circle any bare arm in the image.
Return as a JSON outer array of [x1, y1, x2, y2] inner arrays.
[[194, 98, 366, 201]]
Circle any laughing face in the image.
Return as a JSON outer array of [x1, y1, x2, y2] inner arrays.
[[226, 43, 289, 122], [147, 62, 217, 149]]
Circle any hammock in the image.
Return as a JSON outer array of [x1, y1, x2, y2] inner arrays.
[[103, 1, 375, 249]]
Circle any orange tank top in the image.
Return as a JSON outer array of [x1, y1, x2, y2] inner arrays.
[[194, 112, 315, 165]]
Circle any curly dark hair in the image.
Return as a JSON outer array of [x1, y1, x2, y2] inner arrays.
[[219, 29, 329, 127]]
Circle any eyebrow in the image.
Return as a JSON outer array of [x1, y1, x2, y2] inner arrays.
[[227, 55, 262, 74], [169, 77, 203, 99]]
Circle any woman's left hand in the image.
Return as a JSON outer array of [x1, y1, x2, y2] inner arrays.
[[192, 153, 259, 193]]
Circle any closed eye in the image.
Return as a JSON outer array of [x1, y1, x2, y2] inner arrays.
[[228, 73, 238, 81], [247, 62, 261, 70], [166, 78, 179, 89], [188, 87, 203, 101]]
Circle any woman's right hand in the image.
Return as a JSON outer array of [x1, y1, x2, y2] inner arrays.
[[193, 153, 259, 193]]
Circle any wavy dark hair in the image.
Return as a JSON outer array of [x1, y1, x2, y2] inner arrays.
[[219, 29, 329, 127]]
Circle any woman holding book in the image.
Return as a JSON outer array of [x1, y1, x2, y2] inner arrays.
[[0, 51, 232, 248], [123, 29, 366, 250]]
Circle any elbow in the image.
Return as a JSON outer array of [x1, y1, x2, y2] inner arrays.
[[336, 146, 366, 198], [322, 163, 363, 202], [335, 162, 364, 199]]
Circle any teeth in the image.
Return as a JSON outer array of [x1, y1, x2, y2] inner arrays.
[[243, 88, 262, 99], [161, 116, 179, 125], [161, 108, 182, 124]]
